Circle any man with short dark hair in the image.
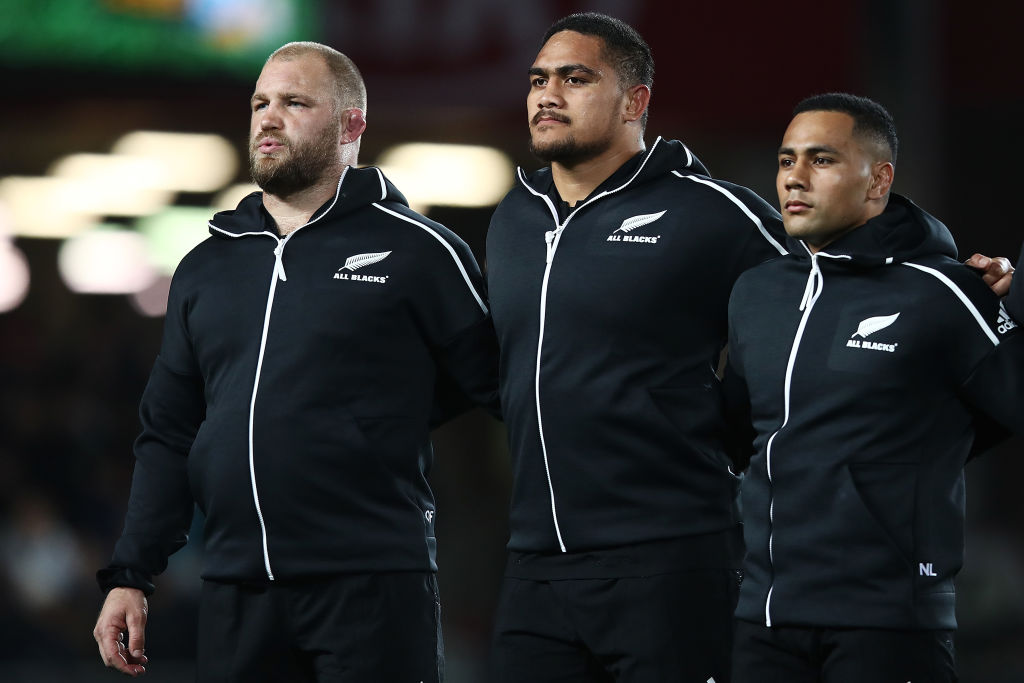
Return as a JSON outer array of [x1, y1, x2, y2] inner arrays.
[[726, 92, 1024, 682], [92, 41, 497, 682], [485, 13, 788, 682]]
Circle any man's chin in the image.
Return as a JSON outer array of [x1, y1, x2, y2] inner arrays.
[[529, 137, 583, 164]]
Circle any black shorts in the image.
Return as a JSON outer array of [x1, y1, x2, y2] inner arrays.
[[491, 568, 740, 683], [731, 619, 957, 683], [196, 572, 443, 683]]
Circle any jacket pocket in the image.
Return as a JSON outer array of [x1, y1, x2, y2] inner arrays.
[[848, 462, 917, 567], [647, 369, 733, 474]]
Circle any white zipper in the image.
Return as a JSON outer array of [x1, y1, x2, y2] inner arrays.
[[249, 236, 284, 579], [516, 144, 664, 553], [209, 170, 347, 580], [535, 217, 568, 551], [763, 249, 848, 625], [247, 230, 304, 580], [526, 186, 627, 552]]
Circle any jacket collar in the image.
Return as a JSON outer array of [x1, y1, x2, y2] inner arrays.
[[208, 166, 410, 238], [515, 136, 712, 203], [790, 193, 959, 267]]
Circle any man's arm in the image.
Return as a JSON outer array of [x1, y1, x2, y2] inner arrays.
[[93, 271, 204, 673], [955, 260, 1024, 449], [98, 359, 203, 592], [720, 352, 756, 473], [431, 314, 501, 426], [411, 218, 501, 425]]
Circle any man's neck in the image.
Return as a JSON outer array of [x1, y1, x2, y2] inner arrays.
[[551, 142, 645, 207], [263, 171, 344, 236]]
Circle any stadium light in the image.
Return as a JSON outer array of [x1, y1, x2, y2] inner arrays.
[[136, 207, 216, 276], [0, 242, 30, 313], [112, 131, 238, 193], [375, 143, 514, 209], [58, 226, 159, 294]]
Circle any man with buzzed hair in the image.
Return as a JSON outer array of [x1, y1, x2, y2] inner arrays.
[[726, 92, 1024, 682], [93, 41, 497, 682], [269, 41, 367, 111]]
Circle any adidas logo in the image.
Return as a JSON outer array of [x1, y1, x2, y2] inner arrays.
[[997, 301, 1018, 335], [607, 210, 666, 244], [846, 313, 900, 353], [333, 251, 391, 284]]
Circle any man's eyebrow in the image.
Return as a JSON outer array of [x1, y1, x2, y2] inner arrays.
[[250, 91, 313, 103], [777, 144, 841, 156], [528, 64, 599, 78]]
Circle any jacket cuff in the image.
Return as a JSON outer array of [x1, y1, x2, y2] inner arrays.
[[96, 566, 155, 596]]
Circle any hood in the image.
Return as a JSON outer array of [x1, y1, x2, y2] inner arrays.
[[789, 193, 958, 266], [208, 165, 410, 237], [517, 136, 711, 196]]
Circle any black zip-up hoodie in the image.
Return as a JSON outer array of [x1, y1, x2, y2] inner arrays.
[[99, 166, 498, 594], [485, 137, 787, 560], [727, 194, 1024, 629]]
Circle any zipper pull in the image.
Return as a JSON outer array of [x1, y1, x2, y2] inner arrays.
[[273, 242, 288, 281], [544, 230, 555, 263]]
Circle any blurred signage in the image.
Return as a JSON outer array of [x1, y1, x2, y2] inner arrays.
[[0, 0, 317, 77]]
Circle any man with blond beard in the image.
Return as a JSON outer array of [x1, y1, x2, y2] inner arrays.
[[93, 42, 497, 682]]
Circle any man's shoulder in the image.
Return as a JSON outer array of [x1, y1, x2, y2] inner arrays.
[[733, 253, 795, 288], [729, 254, 804, 314], [357, 201, 481, 280], [170, 233, 225, 280], [367, 201, 468, 246], [896, 255, 1007, 332], [897, 255, 993, 301], [663, 171, 778, 217]]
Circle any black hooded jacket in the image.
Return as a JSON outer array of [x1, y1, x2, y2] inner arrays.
[[727, 194, 1024, 629], [99, 166, 498, 594], [485, 137, 788, 568]]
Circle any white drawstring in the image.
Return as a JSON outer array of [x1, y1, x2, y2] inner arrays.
[[273, 242, 287, 281], [798, 254, 822, 311]]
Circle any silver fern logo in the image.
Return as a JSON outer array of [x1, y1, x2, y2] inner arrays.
[[852, 313, 900, 338], [847, 312, 900, 352], [334, 251, 391, 284], [607, 210, 666, 244], [342, 251, 391, 271]]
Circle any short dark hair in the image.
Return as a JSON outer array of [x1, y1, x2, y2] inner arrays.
[[542, 12, 654, 127], [793, 93, 898, 163]]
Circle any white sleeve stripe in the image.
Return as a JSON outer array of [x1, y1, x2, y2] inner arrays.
[[373, 167, 387, 201], [673, 173, 788, 255], [902, 262, 999, 346], [371, 203, 488, 314]]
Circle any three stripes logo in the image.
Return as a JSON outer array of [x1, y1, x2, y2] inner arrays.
[[334, 251, 391, 284], [997, 301, 1018, 336]]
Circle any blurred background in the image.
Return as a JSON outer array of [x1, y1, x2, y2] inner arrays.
[[1, 0, 1022, 681]]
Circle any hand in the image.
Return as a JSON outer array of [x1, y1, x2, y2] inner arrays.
[[93, 587, 149, 676], [965, 253, 1014, 297]]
